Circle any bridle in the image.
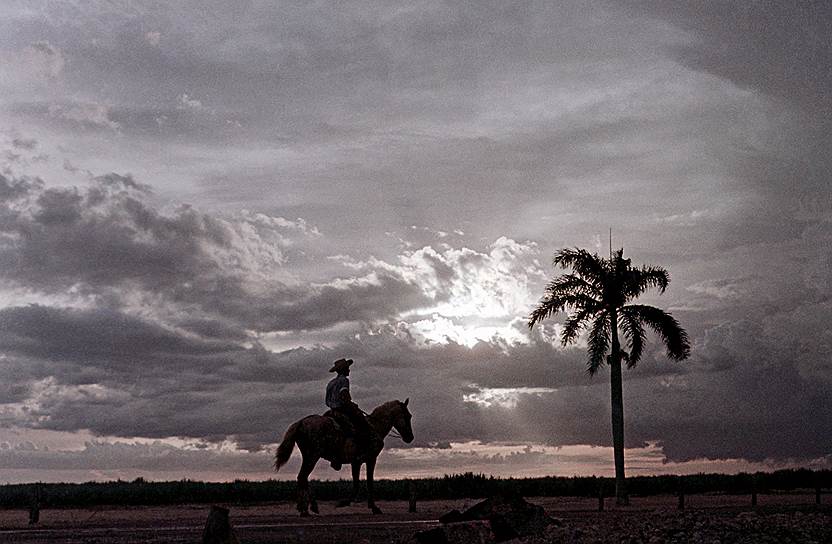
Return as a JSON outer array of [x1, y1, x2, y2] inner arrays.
[[363, 407, 405, 440]]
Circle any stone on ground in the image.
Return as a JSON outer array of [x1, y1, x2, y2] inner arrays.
[[202, 505, 240, 544], [415, 492, 559, 543]]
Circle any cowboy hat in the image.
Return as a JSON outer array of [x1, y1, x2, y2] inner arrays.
[[329, 358, 353, 373]]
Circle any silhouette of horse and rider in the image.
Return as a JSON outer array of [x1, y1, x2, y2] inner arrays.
[[275, 358, 414, 515]]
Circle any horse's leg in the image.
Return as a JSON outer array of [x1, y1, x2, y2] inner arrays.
[[336, 461, 362, 507], [310, 488, 319, 514], [296, 454, 318, 517], [365, 457, 382, 515], [351, 461, 362, 502]]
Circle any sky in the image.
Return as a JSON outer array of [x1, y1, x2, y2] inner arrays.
[[0, 1, 830, 483]]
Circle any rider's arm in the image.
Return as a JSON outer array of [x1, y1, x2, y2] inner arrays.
[[338, 385, 352, 404]]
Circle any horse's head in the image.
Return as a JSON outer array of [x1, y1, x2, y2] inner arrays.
[[392, 398, 414, 443]]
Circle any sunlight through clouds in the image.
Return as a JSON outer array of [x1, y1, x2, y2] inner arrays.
[[341, 236, 547, 347], [462, 386, 558, 409], [403, 315, 530, 348]]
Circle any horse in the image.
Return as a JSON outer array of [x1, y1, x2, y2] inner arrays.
[[275, 398, 413, 516]]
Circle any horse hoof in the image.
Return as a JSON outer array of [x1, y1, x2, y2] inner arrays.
[[299, 511, 310, 517], [310, 500, 319, 514], [336, 499, 352, 508], [371, 505, 383, 515]]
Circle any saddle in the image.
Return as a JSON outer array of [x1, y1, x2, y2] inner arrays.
[[323, 409, 364, 469], [322, 408, 383, 469], [323, 409, 356, 437]]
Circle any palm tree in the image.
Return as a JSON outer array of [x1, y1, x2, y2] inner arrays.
[[528, 247, 690, 505]]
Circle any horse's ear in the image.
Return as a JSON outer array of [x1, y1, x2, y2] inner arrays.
[[403, 398, 409, 407]]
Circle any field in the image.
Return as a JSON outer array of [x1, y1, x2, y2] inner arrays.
[[0, 494, 829, 543]]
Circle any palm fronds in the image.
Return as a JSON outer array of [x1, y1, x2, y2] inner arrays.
[[528, 292, 599, 328], [622, 304, 690, 361], [544, 273, 597, 297], [619, 306, 647, 367], [561, 307, 593, 346], [530, 246, 689, 369], [622, 265, 669, 301], [552, 248, 605, 285], [587, 312, 610, 375]]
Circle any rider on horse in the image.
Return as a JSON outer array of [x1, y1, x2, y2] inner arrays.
[[325, 358, 378, 470]]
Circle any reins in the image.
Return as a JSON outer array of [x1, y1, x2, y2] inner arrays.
[[363, 407, 403, 440]]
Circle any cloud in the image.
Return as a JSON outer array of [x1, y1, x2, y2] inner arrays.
[[56, 104, 118, 130], [38, 103, 121, 131], [646, 317, 832, 462], [686, 277, 755, 300], [0, 173, 228, 293], [0, 301, 325, 441], [0, 173, 425, 333], [0, 170, 551, 339], [334, 236, 546, 346], [622, 1, 832, 238], [0, 436, 272, 477], [5, 297, 826, 465], [177, 93, 206, 112], [0, 42, 64, 94], [0, 172, 42, 202], [0, 304, 239, 370], [626, 1, 832, 113], [145, 31, 161, 47], [11, 137, 37, 150], [0, 170, 828, 466]]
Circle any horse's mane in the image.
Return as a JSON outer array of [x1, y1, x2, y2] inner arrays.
[[368, 400, 402, 420]]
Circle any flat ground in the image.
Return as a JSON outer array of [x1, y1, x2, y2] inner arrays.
[[0, 494, 829, 543]]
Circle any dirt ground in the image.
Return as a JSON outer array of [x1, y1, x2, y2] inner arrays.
[[0, 494, 828, 543]]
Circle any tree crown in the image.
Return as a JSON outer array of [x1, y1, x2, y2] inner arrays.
[[529, 247, 689, 374]]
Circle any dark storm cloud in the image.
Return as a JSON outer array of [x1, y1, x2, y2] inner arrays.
[[0, 173, 430, 333], [0, 305, 592, 449], [0, 172, 230, 292], [190, 271, 430, 333], [0, 172, 41, 202], [634, 318, 832, 462], [0, 382, 30, 405], [1, 266, 830, 464], [0, 304, 238, 369], [0, 302, 326, 442], [1, 172, 826, 463]]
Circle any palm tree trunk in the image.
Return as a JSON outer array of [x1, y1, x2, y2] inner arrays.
[[609, 310, 629, 505]]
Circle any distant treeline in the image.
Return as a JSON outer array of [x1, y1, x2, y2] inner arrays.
[[1, 469, 830, 509]]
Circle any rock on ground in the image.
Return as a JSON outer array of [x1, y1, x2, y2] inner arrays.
[[416, 493, 559, 543]]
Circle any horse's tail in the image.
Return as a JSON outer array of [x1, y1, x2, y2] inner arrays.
[[275, 420, 302, 472]]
